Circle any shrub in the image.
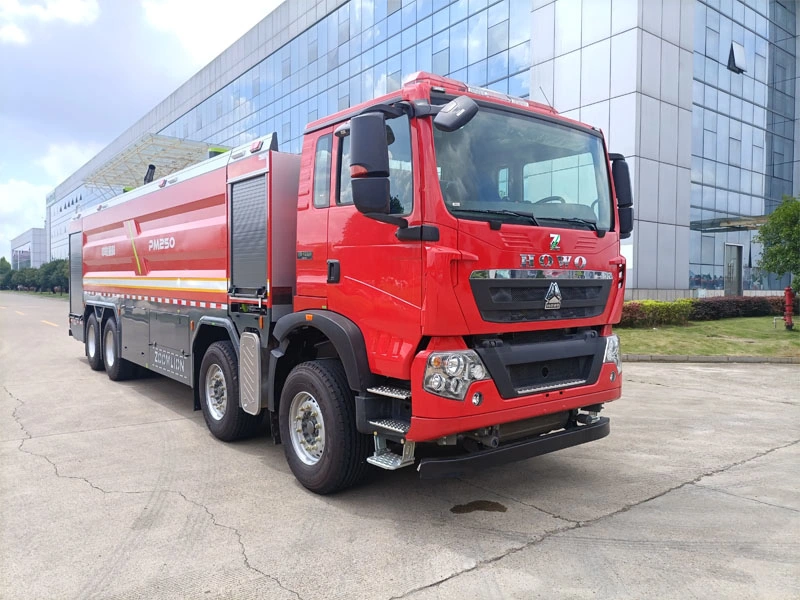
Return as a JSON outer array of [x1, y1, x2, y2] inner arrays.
[[619, 299, 693, 327], [620, 294, 799, 328], [688, 296, 783, 321]]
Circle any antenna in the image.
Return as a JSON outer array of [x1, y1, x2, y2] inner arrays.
[[539, 86, 554, 110]]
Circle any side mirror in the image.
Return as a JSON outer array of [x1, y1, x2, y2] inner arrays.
[[610, 154, 634, 239], [349, 112, 391, 216], [433, 95, 479, 132]]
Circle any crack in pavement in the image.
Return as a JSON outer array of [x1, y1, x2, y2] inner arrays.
[[170, 490, 304, 600], [389, 437, 800, 600], [0, 415, 195, 444], [6, 385, 31, 440], [6, 387, 305, 600], [456, 478, 580, 524], [695, 483, 800, 514]]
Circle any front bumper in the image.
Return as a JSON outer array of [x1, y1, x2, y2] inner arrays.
[[407, 360, 620, 441], [417, 417, 610, 479]]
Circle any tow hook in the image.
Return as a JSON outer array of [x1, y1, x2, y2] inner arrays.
[[576, 410, 601, 425]]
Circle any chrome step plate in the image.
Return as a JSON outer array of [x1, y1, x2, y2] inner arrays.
[[367, 386, 411, 400], [368, 419, 410, 434], [239, 331, 261, 416], [367, 436, 415, 470]]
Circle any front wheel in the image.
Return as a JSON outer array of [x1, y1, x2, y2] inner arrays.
[[279, 360, 370, 494]]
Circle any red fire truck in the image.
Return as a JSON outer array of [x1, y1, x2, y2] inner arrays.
[[68, 73, 633, 494]]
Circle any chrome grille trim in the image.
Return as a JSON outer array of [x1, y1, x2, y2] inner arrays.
[[470, 269, 613, 280]]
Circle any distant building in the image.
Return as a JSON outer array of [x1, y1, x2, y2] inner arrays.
[[11, 228, 46, 270]]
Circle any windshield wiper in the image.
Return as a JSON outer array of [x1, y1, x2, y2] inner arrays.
[[538, 217, 607, 237], [539, 217, 598, 231], [452, 208, 540, 226]]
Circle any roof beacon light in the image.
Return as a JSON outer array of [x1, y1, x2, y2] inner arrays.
[[250, 140, 263, 153]]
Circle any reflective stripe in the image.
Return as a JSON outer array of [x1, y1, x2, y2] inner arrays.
[[84, 277, 227, 292]]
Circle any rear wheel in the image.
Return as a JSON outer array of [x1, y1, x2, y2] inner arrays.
[[199, 341, 263, 441], [85, 313, 104, 371], [279, 360, 370, 494], [103, 318, 136, 381]]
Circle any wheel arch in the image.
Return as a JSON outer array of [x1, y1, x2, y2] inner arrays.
[[190, 317, 239, 410], [267, 310, 374, 412]]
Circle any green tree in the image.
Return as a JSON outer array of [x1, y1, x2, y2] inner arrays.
[[0, 257, 10, 275], [1, 269, 13, 289], [755, 196, 800, 292]]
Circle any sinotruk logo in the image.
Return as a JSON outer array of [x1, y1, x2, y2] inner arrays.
[[549, 233, 561, 251]]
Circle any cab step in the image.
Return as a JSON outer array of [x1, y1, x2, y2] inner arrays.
[[366, 434, 416, 470], [366, 386, 411, 400], [367, 418, 410, 435]]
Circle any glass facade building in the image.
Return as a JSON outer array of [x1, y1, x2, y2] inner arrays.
[[158, 0, 533, 156], [690, 0, 796, 291], [43, 0, 799, 295]]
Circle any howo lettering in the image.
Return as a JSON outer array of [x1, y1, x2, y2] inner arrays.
[[67, 73, 634, 494]]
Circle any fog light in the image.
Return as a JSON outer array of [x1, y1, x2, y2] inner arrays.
[[428, 373, 446, 391], [471, 392, 483, 406], [610, 371, 617, 382]]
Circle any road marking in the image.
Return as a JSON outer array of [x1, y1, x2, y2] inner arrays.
[[41, 320, 59, 327], [0, 306, 6, 309], [15, 310, 25, 316]]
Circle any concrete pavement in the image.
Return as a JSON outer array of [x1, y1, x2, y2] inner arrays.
[[1, 291, 798, 599]]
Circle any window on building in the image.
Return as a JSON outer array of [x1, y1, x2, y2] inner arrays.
[[728, 42, 747, 74]]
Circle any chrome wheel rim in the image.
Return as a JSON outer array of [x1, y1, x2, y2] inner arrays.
[[204, 364, 227, 421], [104, 327, 115, 368], [289, 392, 325, 465], [87, 323, 96, 358]]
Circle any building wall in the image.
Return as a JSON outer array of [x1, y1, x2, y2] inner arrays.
[[157, 0, 535, 155], [11, 228, 46, 270], [45, 0, 798, 293], [690, 0, 796, 292], [48, 184, 120, 261]]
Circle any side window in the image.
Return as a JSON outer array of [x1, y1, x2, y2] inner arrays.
[[337, 113, 414, 214], [497, 167, 509, 199], [313, 134, 332, 208], [338, 134, 353, 206]]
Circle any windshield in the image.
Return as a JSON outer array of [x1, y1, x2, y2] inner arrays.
[[433, 105, 613, 231]]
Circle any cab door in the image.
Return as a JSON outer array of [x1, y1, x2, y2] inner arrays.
[[295, 130, 333, 303], [325, 114, 422, 378]]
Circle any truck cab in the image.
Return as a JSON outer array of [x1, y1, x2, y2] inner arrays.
[[274, 72, 633, 487]]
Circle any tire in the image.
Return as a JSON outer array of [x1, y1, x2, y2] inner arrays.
[[85, 313, 104, 371], [199, 341, 263, 441], [102, 317, 136, 381], [279, 360, 371, 494]]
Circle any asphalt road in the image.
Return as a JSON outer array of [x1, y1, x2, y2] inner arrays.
[[1, 291, 798, 600]]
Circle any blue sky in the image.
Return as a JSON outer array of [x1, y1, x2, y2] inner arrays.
[[0, 0, 284, 260]]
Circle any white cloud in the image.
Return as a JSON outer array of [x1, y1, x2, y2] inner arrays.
[[0, 179, 48, 260], [0, 0, 99, 44], [141, 0, 284, 67], [35, 141, 103, 184], [0, 22, 26, 43], [0, 141, 101, 260]]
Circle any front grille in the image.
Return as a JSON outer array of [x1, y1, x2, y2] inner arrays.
[[473, 329, 605, 399], [509, 355, 594, 394], [471, 278, 611, 323]]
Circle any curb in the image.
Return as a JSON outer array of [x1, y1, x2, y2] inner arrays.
[[622, 354, 800, 364]]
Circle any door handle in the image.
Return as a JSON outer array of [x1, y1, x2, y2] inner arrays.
[[327, 259, 340, 284]]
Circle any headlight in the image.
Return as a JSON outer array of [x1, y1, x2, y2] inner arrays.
[[603, 334, 621, 370], [424, 350, 490, 400]]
